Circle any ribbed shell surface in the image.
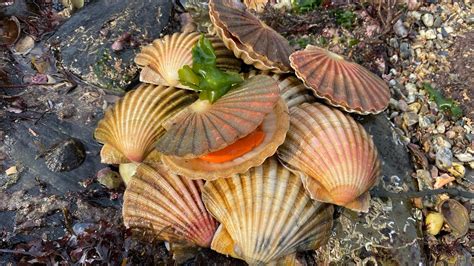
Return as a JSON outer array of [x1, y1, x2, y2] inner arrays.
[[135, 32, 240, 88], [277, 102, 381, 212], [155, 75, 280, 158], [209, 0, 293, 73], [202, 157, 334, 264], [123, 163, 218, 247], [94, 83, 197, 164], [289, 45, 390, 114], [160, 99, 289, 180]]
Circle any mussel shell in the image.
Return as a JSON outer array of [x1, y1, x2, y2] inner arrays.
[[438, 199, 469, 238], [135, 32, 241, 88], [161, 98, 289, 180], [123, 163, 218, 247], [278, 102, 381, 212], [94, 83, 197, 164], [289, 45, 390, 114], [156, 75, 280, 158], [209, 0, 293, 73], [202, 157, 334, 264]]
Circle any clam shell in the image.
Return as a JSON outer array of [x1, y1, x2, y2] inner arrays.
[[209, 0, 293, 73], [289, 45, 390, 114], [161, 98, 289, 180], [202, 157, 334, 264], [123, 163, 218, 247], [156, 75, 280, 158], [277, 102, 381, 212], [438, 199, 469, 238], [135, 32, 241, 88], [94, 83, 197, 164]]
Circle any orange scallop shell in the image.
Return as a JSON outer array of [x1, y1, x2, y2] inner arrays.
[[277, 102, 381, 212], [123, 163, 218, 247], [289, 45, 390, 114]]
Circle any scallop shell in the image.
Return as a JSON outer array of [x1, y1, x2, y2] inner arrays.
[[209, 0, 293, 73], [161, 98, 289, 180], [134, 32, 241, 88], [94, 83, 197, 164], [123, 163, 218, 247], [289, 45, 390, 114], [202, 157, 334, 264], [244, 70, 316, 109], [277, 102, 381, 212], [156, 75, 280, 158]]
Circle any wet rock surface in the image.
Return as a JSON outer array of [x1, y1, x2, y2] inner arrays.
[[43, 138, 86, 172]]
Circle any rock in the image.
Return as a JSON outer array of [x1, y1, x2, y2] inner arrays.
[[425, 29, 437, 39], [49, 0, 172, 91], [393, 19, 408, 38], [43, 138, 86, 172], [446, 130, 456, 139], [422, 13, 434, 27], [466, 14, 474, 24], [403, 112, 419, 126], [433, 16, 443, 27], [400, 42, 411, 59], [96, 167, 123, 189], [447, 162, 465, 178], [435, 147, 453, 170], [389, 37, 399, 48], [436, 124, 446, 134], [440, 27, 449, 38], [409, 11, 422, 20], [455, 153, 474, 162]]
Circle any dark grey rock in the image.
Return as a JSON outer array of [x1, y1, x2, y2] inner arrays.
[[49, 0, 172, 91], [43, 138, 86, 172], [400, 42, 411, 59], [393, 20, 408, 38]]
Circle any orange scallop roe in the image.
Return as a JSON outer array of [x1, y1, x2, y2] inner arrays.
[[199, 129, 265, 163]]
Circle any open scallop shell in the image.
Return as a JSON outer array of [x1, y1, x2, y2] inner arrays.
[[123, 163, 218, 247], [135, 32, 241, 88], [209, 0, 293, 73], [161, 98, 289, 180], [94, 83, 197, 164], [289, 45, 390, 114], [202, 157, 334, 264], [156, 75, 280, 158], [277, 102, 381, 212]]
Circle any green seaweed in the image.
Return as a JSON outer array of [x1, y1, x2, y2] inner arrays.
[[291, 0, 322, 13], [423, 83, 463, 119], [333, 9, 356, 29], [178, 35, 242, 103]]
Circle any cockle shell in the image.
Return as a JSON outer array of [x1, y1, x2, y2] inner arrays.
[[161, 98, 289, 180], [278, 102, 381, 212], [438, 199, 469, 238], [134, 32, 240, 88], [123, 163, 218, 247], [209, 0, 293, 73], [202, 157, 334, 264], [94, 83, 197, 164], [156, 75, 280, 158], [289, 45, 390, 114]]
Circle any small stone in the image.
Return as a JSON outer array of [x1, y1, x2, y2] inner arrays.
[[393, 19, 408, 38], [5, 166, 17, 175], [398, 100, 408, 112], [389, 38, 399, 48], [43, 138, 86, 172], [443, 26, 454, 34], [435, 147, 453, 170], [96, 167, 123, 189], [409, 11, 422, 20], [403, 112, 419, 127], [440, 27, 449, 38], [408, 73, 417, 83], [466, 14, 474, 24], [426, 212, 444, 235], [422, 13, 434, 27], [447, 162, 465, 178], [436, 124, 446, 134], [455, 153, 474, 162], [408, 102, 421, 113], [419, 116, 432, 128], [446, 130, 456, 139], [425, 29, 437, 39], [433, 16, 442, 27], [400, 42, 411, 59]]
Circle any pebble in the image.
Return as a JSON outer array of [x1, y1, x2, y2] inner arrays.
[[394, 19, 408, 38], [440, 27, 449, 38], [403, 112, 419, 127], [389, 37, 399, 48], [447, 162, 465, 178], [400, 42, 411, 59], [435, 147, 453, 170], [433, 16, 443, 27], [466, 14, 474, 24], [44, 138, 86, 172], [422, 13, 434, 27], [436, 124, 446, 134], [425, 29, 437, 39], [455, 153, 474, 162], [445, 130, 456, 139], [419, 116, 432, 129], [97, 167, 123, 189]]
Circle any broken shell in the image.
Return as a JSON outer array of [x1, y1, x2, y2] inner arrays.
[[134, 32, 240, 88], [202, 157, 334, 264], [0, 16, 20, 46], [278, 102, 381, 212], [94, 83, 197, 164], [13, 35, 35, 55], [209, 0, 293, 73], [425, 212, 444, 236], [123, 163, 218, 247], [161, 98, 289, 180], [156, 75, 280, 158], [289, 45, 390, 114], [438, 199, 469, 238]]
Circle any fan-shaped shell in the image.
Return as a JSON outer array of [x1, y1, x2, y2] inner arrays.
[[156, 75, 280, 158], [161, 98, 289, 180], [94, 83, 197, 164], [209, 0, 293, 73], [289, 45, 390, 114], [277, 102, 381, 212], [134, 32, 241, 88], [244, 70, 316, 109], [202, 157, 334, 264], [123, 163, 218, 247]]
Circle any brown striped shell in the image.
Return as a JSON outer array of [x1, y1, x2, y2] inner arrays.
[[289, 45, 390, 114], [155, 75, 280, 158], [94, 83, 197, 164], [123, 163, 218, 247], [209, 0, 293, 73], [160, 98, 289, 180], [134, 32, 240, 88], [277, 102, 381, 212], [202, 157, 334, 264]]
